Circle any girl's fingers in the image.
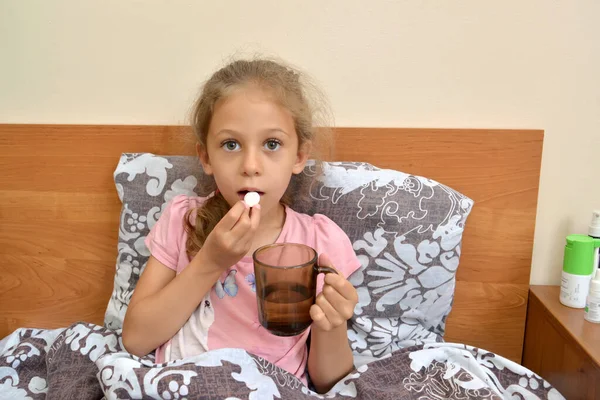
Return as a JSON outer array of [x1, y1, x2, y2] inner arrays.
[[249, 204, 261, 231], [310, 304, 332, 331], [322, 284, 355, 320], [315, 292, 345, 328], [229, 206, 252, 238], [218, 201, 248, 231], [237, 204, 262, 249], [324, 273, 359, 303]]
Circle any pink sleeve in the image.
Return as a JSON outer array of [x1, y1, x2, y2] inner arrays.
[[313, 214, 361, 279], [144, 195, 192, 271]]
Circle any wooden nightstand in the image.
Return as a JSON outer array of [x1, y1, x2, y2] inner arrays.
[[523, 285, 600, 399]]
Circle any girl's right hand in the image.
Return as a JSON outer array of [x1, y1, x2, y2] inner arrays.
[[199, 201, 261, 271]]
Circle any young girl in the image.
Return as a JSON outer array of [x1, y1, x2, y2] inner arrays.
[[122, 58, 361, 394]]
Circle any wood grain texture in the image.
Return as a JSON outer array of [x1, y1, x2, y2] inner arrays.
[[445, 282, 529, 362], [523, 286, 600, 399], [0, 255, 115, 336], [0, 124, 543, 364]]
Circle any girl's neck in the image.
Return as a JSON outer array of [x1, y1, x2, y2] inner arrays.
[[246, 202, 287, 257], [258, 202, 286, 230]]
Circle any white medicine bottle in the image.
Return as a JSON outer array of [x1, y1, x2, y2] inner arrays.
[[589, 210, 600, 270], [585, 269, 600, 323]]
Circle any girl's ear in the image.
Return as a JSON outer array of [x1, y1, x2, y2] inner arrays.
[[196, 142, 213, 175], [292, 141, 312, 174]]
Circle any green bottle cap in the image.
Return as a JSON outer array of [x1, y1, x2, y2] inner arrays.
[[563, 234, 600, 276]]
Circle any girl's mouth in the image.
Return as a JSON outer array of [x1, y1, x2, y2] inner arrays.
[[237, 190, 264, 200]]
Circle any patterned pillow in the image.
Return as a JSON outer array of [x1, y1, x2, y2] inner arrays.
[[105, 154, 474, 363]]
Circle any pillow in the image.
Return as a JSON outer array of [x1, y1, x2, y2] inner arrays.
[[105, 154, 474, 363]]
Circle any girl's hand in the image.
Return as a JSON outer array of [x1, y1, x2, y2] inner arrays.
[[310, 253, 358, 332], [199, 201, 261, 271]]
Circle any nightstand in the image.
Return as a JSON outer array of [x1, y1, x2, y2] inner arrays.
[[523, 285, 600, 399]]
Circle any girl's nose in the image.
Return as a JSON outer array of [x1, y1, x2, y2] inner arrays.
[[242, 149, 262, 176]]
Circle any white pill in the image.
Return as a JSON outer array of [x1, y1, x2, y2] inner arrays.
[[244, 191, 260, 207]]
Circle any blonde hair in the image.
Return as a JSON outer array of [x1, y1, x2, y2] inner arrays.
[[184, 58, 332, 258]]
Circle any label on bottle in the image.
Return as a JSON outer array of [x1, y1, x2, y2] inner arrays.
[[584, 297, 600, 323], [560, 272, 592, 308]]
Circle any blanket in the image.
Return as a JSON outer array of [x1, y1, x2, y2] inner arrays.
[[0, 322, 564, 400]]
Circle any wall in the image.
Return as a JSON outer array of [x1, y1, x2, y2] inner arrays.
[[1, 0, 599, 284]]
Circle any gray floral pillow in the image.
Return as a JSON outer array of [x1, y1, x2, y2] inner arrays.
[[105, 154, 473, 364]]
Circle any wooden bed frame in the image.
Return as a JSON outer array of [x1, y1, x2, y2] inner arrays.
[[0, 125, 543, 364]]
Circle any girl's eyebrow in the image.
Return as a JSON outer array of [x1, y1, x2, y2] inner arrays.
[[264, 128, 290, 137], [215, 128, 290, 137], [214, 129, 240, 137]]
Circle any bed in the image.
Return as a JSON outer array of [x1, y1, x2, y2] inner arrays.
[[0, 125, 555, 399]]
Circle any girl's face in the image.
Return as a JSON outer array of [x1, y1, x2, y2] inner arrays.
[[198, 86, 310, 217]]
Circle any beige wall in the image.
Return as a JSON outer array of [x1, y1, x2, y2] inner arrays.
[[1, 1, 599, 284]]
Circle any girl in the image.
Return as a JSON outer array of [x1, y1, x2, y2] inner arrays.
[[122, 58, 361, 394]]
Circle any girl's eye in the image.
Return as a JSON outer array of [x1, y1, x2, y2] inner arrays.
[[265, 140, 281, 151], [222, 141, 240, 151]]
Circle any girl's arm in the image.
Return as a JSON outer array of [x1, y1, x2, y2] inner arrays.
[[308, 323, 354, 393], [121, 253, 223, 357], [307, 254, 358, 394], [122, 201, 261, 357]]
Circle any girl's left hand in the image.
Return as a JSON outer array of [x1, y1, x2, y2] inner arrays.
[[310, 253, 358, 332]]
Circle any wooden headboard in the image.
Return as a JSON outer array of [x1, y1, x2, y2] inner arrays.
[[0, 125, 543, 364]]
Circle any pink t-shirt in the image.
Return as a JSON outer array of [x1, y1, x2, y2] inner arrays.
[[144, 195, 361, 382]]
